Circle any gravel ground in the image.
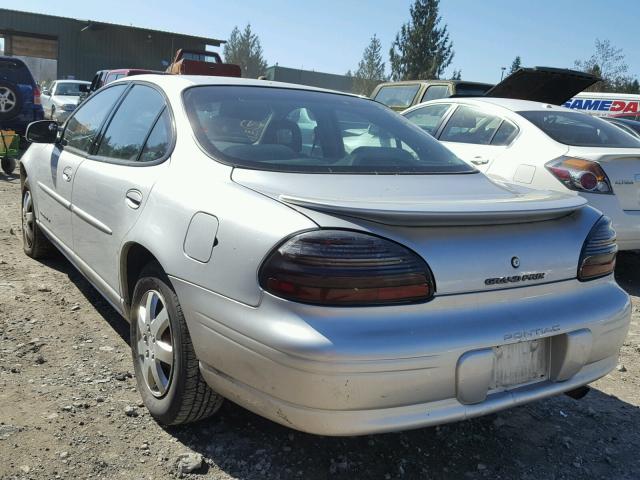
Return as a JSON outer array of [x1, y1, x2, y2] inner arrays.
[[1, 169, 639, 480]]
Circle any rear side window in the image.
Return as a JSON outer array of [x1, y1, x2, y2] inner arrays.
[[403, 104, 451, 136], [374, 84, 421, 109], [0, 59, 33, 85], [422, 85, 449, 102], [139, 109, 172, 162], [491, 120, 519, 145], [440, 105, 502, 145], [96, 84, 166, 161], [519, 110, 640, 148], [63, 84, 126, 153]]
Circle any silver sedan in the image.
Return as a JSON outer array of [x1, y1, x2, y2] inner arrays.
[[20, 75, 631, 436]]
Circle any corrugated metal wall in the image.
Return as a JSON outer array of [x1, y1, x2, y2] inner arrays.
[[265, 65, 355, 93], [0, 9, 222, 82]]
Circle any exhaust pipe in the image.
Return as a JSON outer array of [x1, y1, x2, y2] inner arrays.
[[564, 386, 590, 400]]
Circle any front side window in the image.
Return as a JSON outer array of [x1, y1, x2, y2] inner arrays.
[[96, 85, 166, 161], [422, 85, 450, 102], [519, 110, 640, 148], [183, 86, 473, 174], [63, 84, 126, 153], [439, 105, 503, 145], [373, 84, 421, 109], [403, 104, 451, 136]]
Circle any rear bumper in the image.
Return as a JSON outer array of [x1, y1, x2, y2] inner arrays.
[[171, 276, 631, 436]]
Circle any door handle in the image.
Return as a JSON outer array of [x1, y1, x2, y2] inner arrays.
[[471, 157, 489, 165], [125, 189, 143, 209], [62, 166, 73, 182]]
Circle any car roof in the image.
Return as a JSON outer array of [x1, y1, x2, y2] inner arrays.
[[406, 96, 570, 114], [112, 74, 361, 97], [55, 79, 90, 84]]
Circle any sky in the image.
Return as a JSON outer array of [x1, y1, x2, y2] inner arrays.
[[5, 0, 640, 83]]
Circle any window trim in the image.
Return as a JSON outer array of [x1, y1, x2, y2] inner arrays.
[[62, 80, 176, 167]]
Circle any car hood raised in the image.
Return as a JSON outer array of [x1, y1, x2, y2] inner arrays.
[[231, 169, 587, 226]]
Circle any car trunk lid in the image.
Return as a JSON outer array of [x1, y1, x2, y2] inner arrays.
[[484, 67, 600, 105], [233, 169, 593, 295], [568, 146, 640, 210]]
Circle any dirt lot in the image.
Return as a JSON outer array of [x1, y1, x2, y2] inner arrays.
[[1, 170, 639, 480]]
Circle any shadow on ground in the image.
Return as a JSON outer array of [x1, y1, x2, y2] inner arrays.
[[42, 243, 640, 479]]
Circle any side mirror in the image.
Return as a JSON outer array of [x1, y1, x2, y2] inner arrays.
[[26, 120, 59, 144]]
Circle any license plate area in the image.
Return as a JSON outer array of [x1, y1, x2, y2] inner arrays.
[[490, 338, 550, 390]]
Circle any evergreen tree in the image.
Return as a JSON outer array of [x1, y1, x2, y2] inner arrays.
[[508, 56, 522, 75], [389, 0, 454, 81], [352, 35, 387, 96], [223, 24, 268, 78], [450, 69, 462, 80]]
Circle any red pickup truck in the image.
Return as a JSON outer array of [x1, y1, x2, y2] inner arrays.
[[166, 49, 241, 77]]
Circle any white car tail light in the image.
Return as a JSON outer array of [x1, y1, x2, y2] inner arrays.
[[578, 216, 617, 281], [259, 230, 434, 306], [546, 157, 612, 194]]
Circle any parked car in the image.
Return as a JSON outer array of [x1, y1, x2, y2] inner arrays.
[[403, 97, 640, 251], [166, 49, 241, 77], [79, 68, 164, 103], [41, 80, 91, 123], [20, 75, 630, 436], [0, 56, 44, 136], [372, 67, 599, 112], [611, 112, 640, 122], [602, 116, 640, 138]]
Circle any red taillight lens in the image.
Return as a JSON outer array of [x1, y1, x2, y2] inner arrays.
[[33, 87, 41, 105], [578, 216, 617, 281], [259, 230, 434, 306], [546, 157, 612, 194]]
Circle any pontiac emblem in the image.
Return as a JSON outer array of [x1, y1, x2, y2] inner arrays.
[[511, 256, 520, 268]]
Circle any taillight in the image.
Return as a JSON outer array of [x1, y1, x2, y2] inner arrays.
[[259, 230, 434, 306], [33, 87, 41, 105], [578, 216, 617, 281], [546, 157, 612, 194]]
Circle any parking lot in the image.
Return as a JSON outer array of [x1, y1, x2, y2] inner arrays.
[[0, 172, 638, 479]]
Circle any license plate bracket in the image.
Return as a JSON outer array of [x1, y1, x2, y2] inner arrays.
[[490, 338, 550, 390]]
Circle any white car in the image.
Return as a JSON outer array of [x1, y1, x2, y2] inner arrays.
[[41, 80, 90, 122], [403, 97, 640, 251]]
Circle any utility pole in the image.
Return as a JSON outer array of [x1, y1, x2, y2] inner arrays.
[[500, 67, 506, 81]]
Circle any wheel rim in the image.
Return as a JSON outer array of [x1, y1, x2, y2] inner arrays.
[[22, 190, 35, 248], [136, 290, 174, 397], [0, 87, 16, 113]]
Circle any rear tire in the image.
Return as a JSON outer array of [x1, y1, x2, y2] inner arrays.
[[22, 179, 53, 259], [1, 157, 16, 175], [130, 263, 223, 425]]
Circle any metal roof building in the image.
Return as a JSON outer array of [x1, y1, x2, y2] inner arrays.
[[265, 65, 355, 93], [0, 8, 224, 83]]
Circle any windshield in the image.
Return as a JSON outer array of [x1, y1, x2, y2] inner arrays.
[[54, 82, 86, 96], [519, 110, 640, 148], [373, 84, 421, 108], [183, 86, 474, 174]]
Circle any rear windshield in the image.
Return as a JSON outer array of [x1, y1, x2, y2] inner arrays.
[[373, 84, 421, 108], [54, 82, 86, 96], [518, 110, 640, 148], [455, 83, 493, 97], [183, 86, 474, 174], [0, 59, 33, 85]]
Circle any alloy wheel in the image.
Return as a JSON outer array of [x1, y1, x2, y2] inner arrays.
[[0, 87, 16, 113], [22, 190, 35, 248], [136, 290, 174, 397]]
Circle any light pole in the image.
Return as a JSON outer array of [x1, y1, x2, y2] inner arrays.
[[500, 67, 506, 81]]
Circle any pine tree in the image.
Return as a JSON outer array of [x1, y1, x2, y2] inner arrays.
[[223, 24, 268, 78], [450, 69, 462, 80], [389, 0, 454, 81], [352, 35, 387, 96], [508, 56, 522, 75]]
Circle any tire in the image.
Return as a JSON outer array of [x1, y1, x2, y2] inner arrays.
[[0, 80, 23, 121], [22, 179, 53, 259], [1, 156, 16, 175], [130, 263, 223, 425]]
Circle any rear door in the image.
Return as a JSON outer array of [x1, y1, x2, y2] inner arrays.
[[71, 83, 173, 296], [437, 105, 518, 172], [32, 84, 127, 248]]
